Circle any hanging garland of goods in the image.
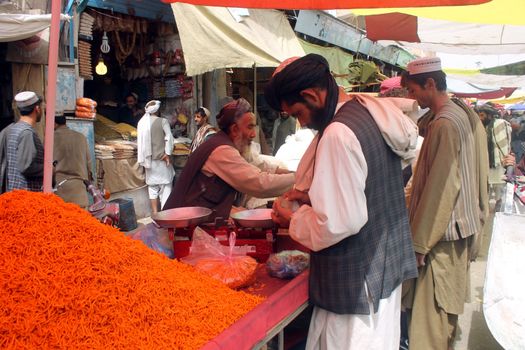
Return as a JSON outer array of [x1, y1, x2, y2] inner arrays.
[[0, 190, 263, 349]]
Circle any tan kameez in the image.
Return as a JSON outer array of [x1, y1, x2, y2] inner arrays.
[[404, 100, 488, 350]]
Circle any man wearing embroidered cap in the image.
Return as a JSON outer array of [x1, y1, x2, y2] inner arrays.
[[190, 106, 216, 153], [137, 100, 175, 213], [401, 57, 489, 349], [0, 91, 44, 193]]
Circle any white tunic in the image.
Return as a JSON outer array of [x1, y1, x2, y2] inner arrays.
[[289, 97, 416, 349], [140, 117, 175, 186]]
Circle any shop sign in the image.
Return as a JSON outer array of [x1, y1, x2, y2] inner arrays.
[[295, 10, 363, 53]]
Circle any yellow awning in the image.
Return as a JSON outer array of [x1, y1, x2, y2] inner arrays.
[[487, 91, 525, 104], [342, 0, 525, 26]]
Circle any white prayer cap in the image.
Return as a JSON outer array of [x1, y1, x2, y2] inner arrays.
[[14, 91, 40, 108], [145, 100, 161, 114], [201, 107, 211, 118], [407, 57, 442, 75]]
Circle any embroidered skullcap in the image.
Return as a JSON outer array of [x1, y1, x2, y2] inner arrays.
[[15, 91, 40, 108], [216, 98, 252, 133], [407, 57, 442, 75]]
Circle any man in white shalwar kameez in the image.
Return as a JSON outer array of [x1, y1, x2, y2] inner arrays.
[[266, 54, 418, 350], [137, 100, 175, 213]]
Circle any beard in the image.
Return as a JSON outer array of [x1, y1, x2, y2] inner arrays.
[[306, 101, 326, 131], [232, 134, 251, 153]]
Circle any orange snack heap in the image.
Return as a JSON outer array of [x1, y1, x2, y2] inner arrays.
[[0, 190, 263, 349]]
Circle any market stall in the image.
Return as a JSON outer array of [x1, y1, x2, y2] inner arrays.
[[76, 7, 195, 198], [130, 206, 311, 349]]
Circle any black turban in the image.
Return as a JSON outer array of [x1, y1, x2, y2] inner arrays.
[[264, 53, 339, 135], [216, 98, 252, 133]]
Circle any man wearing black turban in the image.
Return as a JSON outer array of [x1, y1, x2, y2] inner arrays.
[[163, 98, 294, 220], [267, 54, 417, 349]]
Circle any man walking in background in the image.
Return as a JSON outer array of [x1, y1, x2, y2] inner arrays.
[[0, 91, 44, 193], [137, 100, 175, 214], [53, 114, 93, 208]]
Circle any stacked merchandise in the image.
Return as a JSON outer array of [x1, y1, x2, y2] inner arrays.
[[79, 12, 94, 39], [95, 141, 137, 160], [75, 98, 97, 119], [95, 144, 114, 159], [110, 143, 136, 159], [165, 79, 183, 98], [151, 80, 165, 99], [79, 12, 95, 79]]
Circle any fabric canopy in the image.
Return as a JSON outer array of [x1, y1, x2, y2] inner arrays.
[[337, 0, 525, 55], [445, 71, 525, 88], [362, 13, 525, 55], [299, 38, 354, 88], [488, 90, 525, 104], [165, 0, 489, 10], [0, 14, 70, 42], [381, 75, 517, 99], [171, 4, 305, 76], [346, 0, 525, 25]]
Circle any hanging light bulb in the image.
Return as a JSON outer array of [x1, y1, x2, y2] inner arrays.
[[95, 55, 108, 75], [100, 31, 110, 53]]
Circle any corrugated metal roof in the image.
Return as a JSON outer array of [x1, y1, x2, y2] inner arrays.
[[87, 0, 175, 23]]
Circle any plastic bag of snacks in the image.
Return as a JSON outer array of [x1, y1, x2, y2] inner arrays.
[[131, 223, 174, 259], [266, 250, 309, 279], [182, 228, 257, 289]]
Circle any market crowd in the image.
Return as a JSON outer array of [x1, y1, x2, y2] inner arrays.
[[2, 54, 525, 350]]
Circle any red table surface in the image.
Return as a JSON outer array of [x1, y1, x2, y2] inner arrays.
[[201, 235, 310, 350]]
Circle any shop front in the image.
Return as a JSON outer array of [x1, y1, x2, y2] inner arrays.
[[74, 3, 196, 217]]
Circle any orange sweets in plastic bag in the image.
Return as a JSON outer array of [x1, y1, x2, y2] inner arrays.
[[182, 228, 258, 289], [195, 255, 257, 289]]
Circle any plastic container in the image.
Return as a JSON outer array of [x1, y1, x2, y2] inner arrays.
[[109, 198, 137, 231]]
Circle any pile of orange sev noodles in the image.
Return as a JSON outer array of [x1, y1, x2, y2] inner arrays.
[[0, 190, 263, 349]]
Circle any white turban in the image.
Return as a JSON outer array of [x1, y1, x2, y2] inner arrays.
[[145, 100, 161, 114], [137, 100, 161, 169]]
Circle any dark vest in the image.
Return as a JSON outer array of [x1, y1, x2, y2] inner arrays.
[[309, 99, 418, 315], [150, 117, 166, 160], [162, 131, 237, 220]]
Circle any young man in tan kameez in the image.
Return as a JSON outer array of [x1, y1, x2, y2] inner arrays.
[[401, 57, 489, 350]]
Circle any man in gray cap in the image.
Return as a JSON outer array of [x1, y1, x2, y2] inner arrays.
[[0, 91, 44, 193], [401, 58, 488, 349]]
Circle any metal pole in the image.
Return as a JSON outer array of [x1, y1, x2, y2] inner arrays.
[[43, 0, 62, 193], [253, 62, 257, 112]]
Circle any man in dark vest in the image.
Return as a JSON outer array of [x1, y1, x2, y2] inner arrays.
[[163, 98, 294, 219], [266, 54, 418, 349]]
